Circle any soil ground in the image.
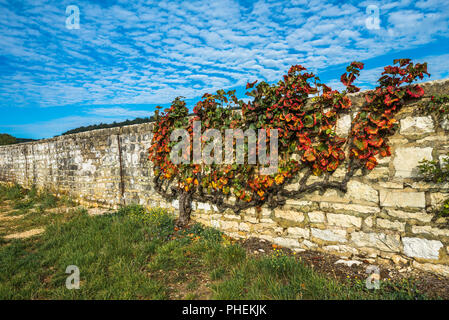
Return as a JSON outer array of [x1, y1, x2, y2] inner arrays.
[[241, 237, 449, 299]]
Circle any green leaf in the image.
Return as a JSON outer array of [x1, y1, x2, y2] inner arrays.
[[304, 115, 314, 127], [354, 138, 366, 151]]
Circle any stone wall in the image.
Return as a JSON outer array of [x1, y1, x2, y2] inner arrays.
[[1, 79, 449, 276], [0, 124, 155, 208]]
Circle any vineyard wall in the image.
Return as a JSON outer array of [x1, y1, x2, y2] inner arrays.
[[1, 79, 449, 275]]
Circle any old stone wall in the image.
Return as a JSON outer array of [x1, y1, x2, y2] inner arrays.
[[1, 79, 449, 276], [0, 124, 155, 208]]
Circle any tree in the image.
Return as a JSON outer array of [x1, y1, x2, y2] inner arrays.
[[0, 134, 17, 145], [0, 134, 35, 145], [149, 59, 429, 227], [60, 116, 155, 136]]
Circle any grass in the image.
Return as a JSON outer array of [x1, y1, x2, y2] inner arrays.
[[0, 183, 430, 300]]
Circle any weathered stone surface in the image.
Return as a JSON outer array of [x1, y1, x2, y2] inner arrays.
[[351, 232, 401, 252], [251, 222, 277, 233], [385, 208, 432, 222], [171, 200, 179, 209], [335, 114, 351, 137], [365, 167, 390, 180], [379, 190, 426, 209], [244, 216, 259, 223], [284, 182, 299, 191], [411, 225, 449, 237], [211, 219, 220, 229], [224, 214, 241, 220], [393, 147, 433, 178], [320, 202, 380, 214], [273, 237, 300, 248], [256, 234, 274, 242], [400, 116, 434, 136], [356, 247, 381, 258], [364, 217, 374, 228], [409, 181, 449, 190], [239, 222, 250, 232], [220, 220, 239, 231], [287, 227, 310, 238], [416, 135, 448, 144], [307, 211, 326, 223], [311, 228, 347, 243], [335, 259, 362, 267], [402, 237, 443, 260], [327, 213, 362, 228], [324, 245, 358, 255], [301, 240, 317, 248], [430, 192, 449, 209], [412, 261, 449, 277], [346, 180, 378, 203], [379, 182, 403, 189], [197, 202, 212, 211], [331, 166, 346, 178], [285, 199, 313, 208], [391, 254, 409, 265], [274, 209, 305, 223], [320, 189, 346, 202], [260, 207, 272, 217], [376, 218, 405, 232], [225, 231, 245, 239]]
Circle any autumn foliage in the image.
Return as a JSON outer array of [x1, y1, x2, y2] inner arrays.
[[148, 59, 429, 217]]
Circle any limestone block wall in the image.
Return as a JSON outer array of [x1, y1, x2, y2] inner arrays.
[[0, 123, 155, 208], [1, 79, 449, 276]]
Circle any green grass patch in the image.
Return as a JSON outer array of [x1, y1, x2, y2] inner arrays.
[[0, 185, 431, 300], [0, 210, 169, 299], [0, 183, 24, 202]]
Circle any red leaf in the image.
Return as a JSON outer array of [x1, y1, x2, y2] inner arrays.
[[350, 61, 364, 70], [365, 94, 375, 104], [303, 149, 316, 162], [406, 85, 424, 98], [246, 80, 258, 89], [366, 157, 377, 170]]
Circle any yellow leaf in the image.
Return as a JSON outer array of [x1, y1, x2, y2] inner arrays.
[[275, 175, 284, 185]]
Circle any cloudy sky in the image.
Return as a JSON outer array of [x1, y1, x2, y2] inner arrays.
[[1, 0, 448, 139]]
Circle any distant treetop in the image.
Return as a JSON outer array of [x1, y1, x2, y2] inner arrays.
[[60, 116, 155, 136], [0, 133, 36, 146]]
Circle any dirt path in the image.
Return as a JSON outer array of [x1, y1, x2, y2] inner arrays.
[[0, 201, 112, 240], [0, 204, 42, 239], [4, 228, 45, 239]]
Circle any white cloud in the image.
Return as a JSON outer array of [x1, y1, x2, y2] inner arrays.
[[0, 0, 448, 110], [2, 115, 131, 138], [87, 107, 153, 118]]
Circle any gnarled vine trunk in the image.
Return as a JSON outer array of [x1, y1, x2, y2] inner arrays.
[[177, 190, 192, 227]]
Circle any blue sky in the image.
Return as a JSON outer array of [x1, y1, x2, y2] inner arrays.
[[1, 0, 448, 139]]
